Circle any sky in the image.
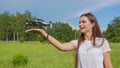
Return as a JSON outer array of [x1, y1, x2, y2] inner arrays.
[[0, 0, 120, 31]]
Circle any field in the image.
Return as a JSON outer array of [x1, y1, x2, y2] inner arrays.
[[0, 42, 120, 68]]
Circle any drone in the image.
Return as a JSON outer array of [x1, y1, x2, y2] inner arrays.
[[25, 19, 52, 29]]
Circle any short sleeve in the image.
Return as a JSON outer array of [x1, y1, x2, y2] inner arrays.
[[101, 39, 111, 53], [70, 40, 78, 48]]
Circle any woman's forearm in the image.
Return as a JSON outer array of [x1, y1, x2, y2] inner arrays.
[[42, 32, 65, 51]]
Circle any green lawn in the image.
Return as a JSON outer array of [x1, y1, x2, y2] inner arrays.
[[110, 43, 120, 68], [0, 42, 119, 68]]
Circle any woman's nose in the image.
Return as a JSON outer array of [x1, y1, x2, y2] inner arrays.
[[79, 22, 83, 26]]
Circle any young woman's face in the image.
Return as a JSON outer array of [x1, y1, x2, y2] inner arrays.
[[79, 16, 95, 34]]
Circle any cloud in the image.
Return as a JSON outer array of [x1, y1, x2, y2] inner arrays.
[[62, 0, 120, 30], [0, 0, 120, 30], [69, 23, 79, 30], [65, 0, 120, 21], [1, 0, 119, 20]]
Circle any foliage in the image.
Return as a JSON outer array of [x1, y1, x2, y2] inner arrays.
[[12, 54, 28, 66], [103, 17, 120, 42], [0, 11, 80, 42], [0, 10, 36, 41], [46, 22, 80, 42]]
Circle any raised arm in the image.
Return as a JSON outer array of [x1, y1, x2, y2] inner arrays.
[[25, 28, 76, 51]]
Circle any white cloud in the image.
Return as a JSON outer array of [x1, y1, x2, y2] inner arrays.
[[63, 0, 120, 30], [0, 0, 119, 30], [68, 23, 79, 30], [65, 0, 120, 21]]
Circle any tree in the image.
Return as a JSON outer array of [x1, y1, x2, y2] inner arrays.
[[0, 11, 80, 42], [0, 13, 5, 40], [1, 11, 11, 41], [15, 11, 35, 42], [0, 11, 34, 41], [103, 16, 120, 42], [46, 22, 77, 42]]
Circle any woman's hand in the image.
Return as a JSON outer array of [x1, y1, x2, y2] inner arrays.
[[25, 28, 47, 37]]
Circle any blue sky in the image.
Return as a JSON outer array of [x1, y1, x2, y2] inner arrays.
[[0, 0, 120, 31]]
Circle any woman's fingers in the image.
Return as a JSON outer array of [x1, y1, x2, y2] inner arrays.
[[25, 29, 35, 33], [25, 29, 45, 34]]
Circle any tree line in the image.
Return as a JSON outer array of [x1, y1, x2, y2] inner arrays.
[[0, 11, 120, 42], [0, 11, 80, 42], [103, 17, 120, 42]]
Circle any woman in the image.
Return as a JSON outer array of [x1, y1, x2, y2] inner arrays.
[[25, 13, 113, 68]]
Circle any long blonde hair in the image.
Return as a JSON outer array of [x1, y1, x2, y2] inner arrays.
[[75, 13, 104, 68]]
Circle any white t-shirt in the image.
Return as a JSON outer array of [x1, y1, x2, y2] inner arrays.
[[71, 37, 111, 68]]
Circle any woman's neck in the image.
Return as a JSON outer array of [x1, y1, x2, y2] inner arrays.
[[84, 31, 93, 41]]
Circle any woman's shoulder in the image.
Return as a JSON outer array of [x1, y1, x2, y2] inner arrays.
[[95, 37, 106, 40], [95, 37, 111, 53], [70, 39, 78, 44], [95, 37, 108, 47], [70, 39, 78, 48], [95, 37, 108, 43]]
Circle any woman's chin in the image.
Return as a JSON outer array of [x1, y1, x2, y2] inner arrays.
[[80, 30, 85, 33]]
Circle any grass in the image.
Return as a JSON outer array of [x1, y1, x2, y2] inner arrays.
[[0, 42, 75, 68], [0, 42, 120, 68], [110, 43, 120, 68]]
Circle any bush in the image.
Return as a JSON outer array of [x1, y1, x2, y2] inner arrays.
[[19, 36, 24, 43], [12, 54, 28, 66], [109, 36, 120, 43]]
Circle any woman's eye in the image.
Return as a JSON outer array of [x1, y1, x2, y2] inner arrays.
[[82, 21, 86, 23], [80, 21, 85, 23], [79, 20, 86, 24]]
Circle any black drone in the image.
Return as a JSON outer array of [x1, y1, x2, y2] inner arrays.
[[25, 19, 52, 29]]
